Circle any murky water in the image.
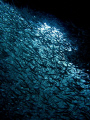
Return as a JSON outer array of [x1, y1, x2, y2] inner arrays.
[[0, 1, 90, 119]]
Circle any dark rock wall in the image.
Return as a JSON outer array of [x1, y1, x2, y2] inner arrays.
[[0, 0, 90, 120], [3, 0, 90, 70]]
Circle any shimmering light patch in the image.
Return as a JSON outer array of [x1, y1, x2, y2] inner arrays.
[[68, 47, 72, 51], [44, 23, 51, 29], [38, 22, 63, 38], [37, 22, 76, 53], [52, 27, 59, 33], [40, 23, 51, 32]]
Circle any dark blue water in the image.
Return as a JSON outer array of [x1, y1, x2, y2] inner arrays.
[[0, 1, 90, 120]]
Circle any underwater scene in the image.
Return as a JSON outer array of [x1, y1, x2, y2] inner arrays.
[[0, 0, 90, 119]]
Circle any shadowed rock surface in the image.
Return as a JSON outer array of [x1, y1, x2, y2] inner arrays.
[[3, 0, 90, 70], [0, 0, 90, 120]]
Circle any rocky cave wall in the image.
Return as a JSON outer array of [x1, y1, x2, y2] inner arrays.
[[0, 0, 90, 120]]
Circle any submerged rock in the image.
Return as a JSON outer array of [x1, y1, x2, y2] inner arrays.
[[0, 0, 90, 120]]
